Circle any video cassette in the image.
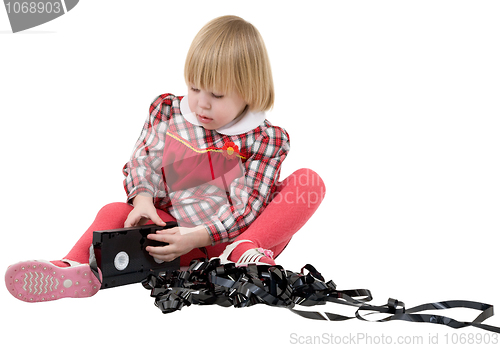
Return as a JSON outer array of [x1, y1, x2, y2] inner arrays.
[[92, 222, 180, 289]]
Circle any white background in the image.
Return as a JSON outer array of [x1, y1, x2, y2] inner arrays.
[[1, 1, 499, 347]]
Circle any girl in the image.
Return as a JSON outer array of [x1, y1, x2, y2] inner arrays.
[[5, 15, 325, 303]]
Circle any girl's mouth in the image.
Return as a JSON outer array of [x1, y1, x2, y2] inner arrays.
[[197, 114, 213, 124]]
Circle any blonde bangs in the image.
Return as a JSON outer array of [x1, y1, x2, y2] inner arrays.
[[184, 16, 274, 112], [184, 28, 236, 96]]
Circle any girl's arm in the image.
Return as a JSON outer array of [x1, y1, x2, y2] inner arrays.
[[122, 94, 174, 204], [206, 126, 290, 244]]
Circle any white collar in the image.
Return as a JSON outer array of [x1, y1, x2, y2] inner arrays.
[[179, 95, 266, 135]]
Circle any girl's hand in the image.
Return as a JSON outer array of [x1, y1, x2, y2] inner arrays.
[[124, 194, 166, 228], [146, 226, 211, 262]]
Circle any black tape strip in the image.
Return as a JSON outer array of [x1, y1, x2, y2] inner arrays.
[[355, 300, 500, 333], [144, 258, 500, 334]]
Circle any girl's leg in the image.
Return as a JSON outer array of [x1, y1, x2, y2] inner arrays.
[[225, 168, 326, 264], [5, 202, 180, 303], [57, 202, 138, 265]]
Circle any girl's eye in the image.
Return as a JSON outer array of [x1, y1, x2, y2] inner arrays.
[[212, 93, 224, 99], [191, 87, 200, 92]]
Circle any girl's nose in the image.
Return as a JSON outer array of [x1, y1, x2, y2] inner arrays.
[[198, 91, 211, 110]]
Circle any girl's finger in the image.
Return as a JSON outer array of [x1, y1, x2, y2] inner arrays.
[[124, 212, 139, 228], [147, 246, 178, 262], [148, 253, 177, 262], [148, 209, 166, 226], [147, 233, 165, 242], [156, 227, 178, 234], [146, 244, 171, 254], [147, 232, 175, 244]]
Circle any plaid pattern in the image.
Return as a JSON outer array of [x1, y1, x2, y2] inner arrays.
[[123, 93, 290, 244]]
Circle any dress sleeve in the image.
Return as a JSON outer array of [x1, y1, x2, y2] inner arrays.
[[206, 126, 290, 244], [122, 94, 174, 203]]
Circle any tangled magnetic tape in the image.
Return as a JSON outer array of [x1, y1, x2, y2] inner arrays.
[[143, 258, 500, 334], [89, 224, 500, 333]]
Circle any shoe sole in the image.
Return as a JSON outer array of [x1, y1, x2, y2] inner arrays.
[[5, 260, 101, 303]]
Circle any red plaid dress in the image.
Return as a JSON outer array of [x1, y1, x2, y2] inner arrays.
[[123, 94, 290, 245]]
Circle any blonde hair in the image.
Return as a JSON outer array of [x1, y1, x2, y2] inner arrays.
[[184, 15, 274, 112]]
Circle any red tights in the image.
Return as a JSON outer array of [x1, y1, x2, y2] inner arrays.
[[61, 168, 325, 267]]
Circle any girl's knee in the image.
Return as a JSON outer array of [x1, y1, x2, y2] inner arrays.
[[289, 168, 326, 199], [96, 202, 132, 219], [273, 168, 326, 209], [293, 168, 325, 190]]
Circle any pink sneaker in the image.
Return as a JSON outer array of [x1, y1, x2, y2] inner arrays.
[[5, 260, 101, 303], [216, 239, 276, 266]]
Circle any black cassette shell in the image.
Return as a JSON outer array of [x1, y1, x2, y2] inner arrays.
[[92, 222, 180, 289]]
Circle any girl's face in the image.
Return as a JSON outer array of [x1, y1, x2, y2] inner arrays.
[[188, 86, 248, 130]]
